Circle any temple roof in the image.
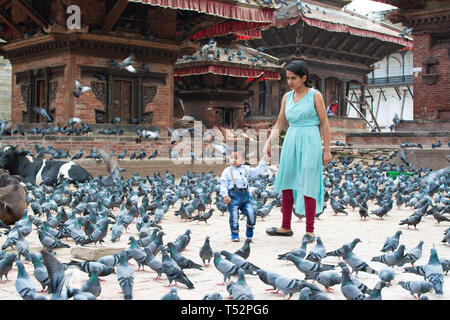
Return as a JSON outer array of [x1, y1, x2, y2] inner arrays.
[[273, 0, 412, 46], [174, 41, 281, 80]]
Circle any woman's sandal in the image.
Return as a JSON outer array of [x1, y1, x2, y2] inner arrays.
[[266, 227, 293, 237]]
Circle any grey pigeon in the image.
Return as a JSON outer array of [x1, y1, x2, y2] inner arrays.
[[404, 248, 444, 295], [278, 239, 309, 260], [285, 253, 334, 279], [399, 280, 433, 299], [234, 238, 252, 260], [143, 248, 164, 280], [31, 253, 50, 292], [305, 236, 326, 262], [381, 230, 402, 252], [226, 268, 254, 300], [161, 247, 194, 289], [202, 292, 223, 300], [399, 213, 422, 229], [41, 251, 71, 300], [399, 241, 424, 267], [15, 261, 46, 300], [167, 242, 203, 271], [199, 236, 213, 267], [339, 261, 367, 300], [378, 267, 395, 286], [0, 253, 17, 282], [274, 275, 303, 299], [365, 280, 387, 300], [81, 272, 101, 297], [257, 269, 280, 292], [371, 244, 406, 267], [337, 261, 372, 295], [220, 250, 260, 275], [299, 287, 312, 300], [342, 244, 378, 276], [116, 251, 134, 300], [213, 251, 239, 285], [298, 281, 331, 300], [161, 287, 181, 300], [325, 238, 361, 259], [308, 270, 341, 293]]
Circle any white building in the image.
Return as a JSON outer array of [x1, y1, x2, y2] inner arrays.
[[343, 5, 414, 132]]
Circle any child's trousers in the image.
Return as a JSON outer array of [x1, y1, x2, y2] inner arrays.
[[226, 189, 256, 235]]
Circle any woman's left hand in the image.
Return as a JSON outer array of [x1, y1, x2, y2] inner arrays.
[[323, 149, 332, 165]]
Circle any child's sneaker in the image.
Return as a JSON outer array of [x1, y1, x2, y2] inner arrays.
[[246, 227, 254, 239], [231, 233, 240, 242]]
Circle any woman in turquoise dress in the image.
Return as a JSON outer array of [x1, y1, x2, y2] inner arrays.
[[264, 60, 332, 243]]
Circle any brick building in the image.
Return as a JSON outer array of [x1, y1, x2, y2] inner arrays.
[[374, 0, 450, 120], [0, 0, 276, 128]]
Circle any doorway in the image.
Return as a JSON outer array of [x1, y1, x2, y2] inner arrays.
[[112, 80, 133, 121]]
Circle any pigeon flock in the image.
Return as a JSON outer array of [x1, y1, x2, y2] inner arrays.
[[0, 138, 446, 300]]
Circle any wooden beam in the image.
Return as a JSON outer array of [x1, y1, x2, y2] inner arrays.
[[0, 7, 21, 37], [0, 0, 10, 8], [102, 0, 129, 32], [145, 7, 167, 35], [14, 0, 48, 27]]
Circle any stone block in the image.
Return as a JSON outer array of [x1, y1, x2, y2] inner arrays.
[[71, 246, 126, 261]]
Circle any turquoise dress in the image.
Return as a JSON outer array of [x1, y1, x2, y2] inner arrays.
[[273, 88, 324, 214]]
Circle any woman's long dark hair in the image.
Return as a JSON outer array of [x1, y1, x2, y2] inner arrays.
[[286, 60, 312, 88]]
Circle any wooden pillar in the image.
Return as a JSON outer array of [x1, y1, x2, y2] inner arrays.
[[271, 81, 280, 115], [339, 79, 346, 117], [264, 80, 272, 116]]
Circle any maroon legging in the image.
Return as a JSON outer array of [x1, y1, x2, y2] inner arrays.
[[281, 189, 316, 233]]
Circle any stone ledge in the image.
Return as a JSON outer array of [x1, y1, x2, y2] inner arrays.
[[71, 246, 126, 261]]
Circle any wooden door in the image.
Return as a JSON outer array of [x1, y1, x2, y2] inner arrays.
[[112, 80, 132, 122], [35, 80, 46, 123]]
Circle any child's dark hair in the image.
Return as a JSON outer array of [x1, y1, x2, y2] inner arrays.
[[286, 60, 312, 88]]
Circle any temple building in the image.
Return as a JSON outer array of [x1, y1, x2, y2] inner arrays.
[[0, 0, 276, 128], [246, 0, 412, 128], [174, 36, 281, 129], [373, 0, 450, 120]]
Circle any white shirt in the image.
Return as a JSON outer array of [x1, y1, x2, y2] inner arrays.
[[219, 159, 267, 197]]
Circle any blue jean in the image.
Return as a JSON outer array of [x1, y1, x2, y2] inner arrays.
[[227, 189, 256, 235]]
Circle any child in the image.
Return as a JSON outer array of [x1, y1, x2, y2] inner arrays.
[[219, 148, 269, 242]]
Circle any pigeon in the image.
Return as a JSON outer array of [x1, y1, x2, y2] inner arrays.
[[404, 248, 444, 295], [234, 238, 252, 260], [161, 247, 194, 289], [330, 197, 348, 215], [305, 236, 326, 262], [399, 241, 424, 267], [142, 248, 163, 280], [256, 269, 280, 292], [33, 107, 53, 122], [285, 253, 334, 279], [371, 204, 390, 220], [227, 269, 254, 300], [202, 292, 223, 300], [15, 261, 46, 300], [220, 250, 260, 275], [399, 280, 433, 299], [117, 54, 137, 73], [116, 251, 134, 300], [73, 80, 91, 98], [365, 280, 387, 300], [274, 275, 303, 299], [308, 270, 341, 293], [358, 201, 369, 220], [432, 140, 442, 149], [37, 228, 70, 251], [342, 244, 378, 276], [191, 208, 214, 224], [378, 267, 395, 286], [167, 242, 203, 271], [325, 238, 361, 259], [371, 244, 406, 267], [432, 209, 450, 225], [381, 230, 402, 253], [399, 213, 423, 230], [40, 251, 71, 299], [161, 287, 181, 300], [199, 236, 213, 267], [30, 253, 50, 292], [339, 261, 367, 300], [80, 272, 101, 297], [213, 251, 239, 285], [277, 239, 309, 260]]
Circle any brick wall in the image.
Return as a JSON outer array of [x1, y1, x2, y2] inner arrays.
[[413, 33, 450, 120], [0, 57, 11, 121]]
